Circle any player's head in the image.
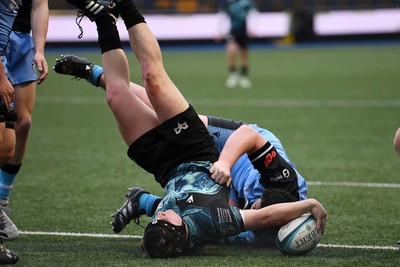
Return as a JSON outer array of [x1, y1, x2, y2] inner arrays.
[[141, 210, 188, 258], [251, 188, 298, 209]]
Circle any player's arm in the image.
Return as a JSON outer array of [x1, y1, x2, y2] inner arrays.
[[210, 125, 266, 185], [31, 0, 49, 84], [241, 198, 327, 234]]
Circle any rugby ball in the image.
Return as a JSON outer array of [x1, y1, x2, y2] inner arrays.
[[276, 213, 321, 256]]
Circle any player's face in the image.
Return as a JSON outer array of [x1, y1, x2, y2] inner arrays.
[[156, 210, 183, 227]]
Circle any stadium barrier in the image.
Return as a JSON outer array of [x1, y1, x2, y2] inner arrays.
[[47, 9, 400, 44]]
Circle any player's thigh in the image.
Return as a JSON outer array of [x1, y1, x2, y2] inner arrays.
[[13, 82, 36, 118]]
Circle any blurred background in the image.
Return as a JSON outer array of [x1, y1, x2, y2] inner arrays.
[[48, 0, 400, 45], [50, 0, 399, 13]]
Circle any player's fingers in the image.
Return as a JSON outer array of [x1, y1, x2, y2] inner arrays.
[[215, 173, 224, 184], [226, 177, 231, 187], [210, 169, 220, 181], [316, 215, 326, 234], [215, 173, 228, 185], [209, 165, 215, 174], [317, 219, 322, 233], [1, 95, 10, 110], [320, 216, 326, 234]]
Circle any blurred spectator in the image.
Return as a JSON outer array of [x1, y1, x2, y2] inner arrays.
[[216, 0, 258, 89]]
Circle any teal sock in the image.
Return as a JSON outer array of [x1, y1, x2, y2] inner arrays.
[[138, 193, 161, 217], [0, 164, 21, 200], [86, 65, 104, 87], [0, 171, 17, 200]]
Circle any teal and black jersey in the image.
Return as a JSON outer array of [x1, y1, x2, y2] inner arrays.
[[153, 161, 245, 254], [220, 0, 255, 36]]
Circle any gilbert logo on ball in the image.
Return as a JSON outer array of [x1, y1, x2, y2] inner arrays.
[[276, 213, 322, 256]]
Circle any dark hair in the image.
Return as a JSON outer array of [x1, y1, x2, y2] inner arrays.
[[257, 188, 298, 208], [141, 219, 187, 258]]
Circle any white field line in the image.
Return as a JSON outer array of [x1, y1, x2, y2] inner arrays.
[[19, 181, 399, 251], [19, 231, 399, 251], [36, 96, 400, 108], [20, 231, 140, 239], [308, 181, 400, 188], [317, 244, 399, 251]]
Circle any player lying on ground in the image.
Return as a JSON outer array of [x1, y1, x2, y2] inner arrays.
[[66, 0, 326, 258], [54, 54, 310, 247]]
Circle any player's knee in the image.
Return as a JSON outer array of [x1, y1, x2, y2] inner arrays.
[[14, 116, 32, 135], [105, 83, 127, 107]]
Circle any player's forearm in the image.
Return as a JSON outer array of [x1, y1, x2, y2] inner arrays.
[[0, 62, 6, 80], [31, 0, 48, 54], [0, 62, 10, 85], [243, 199, 320, 230], [218, 125, 261, 168]]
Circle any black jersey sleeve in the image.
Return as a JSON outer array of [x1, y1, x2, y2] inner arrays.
[[207, 115, 243, 130]]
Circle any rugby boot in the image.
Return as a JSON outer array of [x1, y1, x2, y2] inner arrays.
[[111, 187, 148, 233]]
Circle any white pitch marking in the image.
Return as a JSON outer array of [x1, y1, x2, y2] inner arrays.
[[19, 231, 399, 251], [20, 231, 141, 239], [317, 243, 399, 251], [308, 181, 400, 188]]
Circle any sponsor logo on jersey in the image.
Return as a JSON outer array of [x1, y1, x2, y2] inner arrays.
[[174, 121, 188, 134], [186, 195, 194, 204], [212, 131, 221, 138], [264, 150, 277, 168], [270, 168, 291, 182]]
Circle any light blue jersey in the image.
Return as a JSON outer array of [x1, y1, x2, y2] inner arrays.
[[208, 123, 308, 208], [0, 0, 19, 54]]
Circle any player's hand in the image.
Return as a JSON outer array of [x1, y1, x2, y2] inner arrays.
[[309, 199, 327, 234], [0, 76, 14, 111], [210, 161, 231, 186], [34, 52, 48, 85]]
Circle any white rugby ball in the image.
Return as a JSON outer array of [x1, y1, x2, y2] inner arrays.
[[276, 213, 321, 256]]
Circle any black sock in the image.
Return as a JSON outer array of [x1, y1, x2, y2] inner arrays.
[[241, 66, 248, 76], [95, 16, 122, 54], [1, 164, 22, 175], [5, 122, 14, 129], [150, 198, 162, 216], [117, 1, 146, 29]]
